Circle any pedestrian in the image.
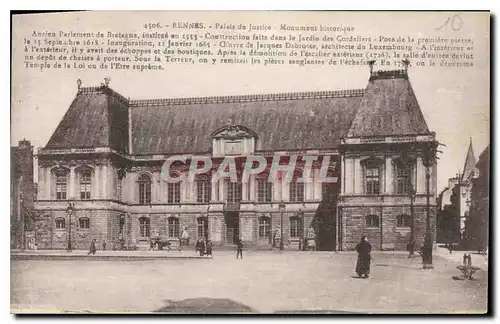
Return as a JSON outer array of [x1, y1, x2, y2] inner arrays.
[[206, 239, 213, 257], [236, 239, 244, 259], [199, 239, 206, 256], [355, 236, 372, 278], [407, 240, 415, 258], [102, 240, 107, 251], [149, 238, 154, 251], [88, 239, 97, 256]]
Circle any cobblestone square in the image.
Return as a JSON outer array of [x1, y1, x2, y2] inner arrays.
[[11, 250, 488, 314]]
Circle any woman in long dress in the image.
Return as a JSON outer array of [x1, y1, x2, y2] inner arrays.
[[355, 236, 372, 278]]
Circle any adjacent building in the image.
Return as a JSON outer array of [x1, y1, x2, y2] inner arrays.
[[11, 139, 36, 249], [34, 67, 438, 251]]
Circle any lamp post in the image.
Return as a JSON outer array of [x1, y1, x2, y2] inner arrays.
[[67, 202, 75, 252], [408, 185, 416, 243], [279, 202, 286, 251], [407, 185, 416, 257], [422, 143, 438, 269]]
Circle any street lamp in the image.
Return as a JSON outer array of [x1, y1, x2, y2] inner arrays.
[[407, 185, 416, 257], [422, 143, 438, 269], [67, 202, 75, 252], [278, 202, 286, 251]]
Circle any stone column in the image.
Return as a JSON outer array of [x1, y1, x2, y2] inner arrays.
[[354, 158, 362, 194], [344, 157, 354, 194], [45, 167, 51, 199], [208, 213, 222, 243], [211, 180, 217, 202], [416, 156, 424, 194], [242, 179, 248, 201], [385, 157, 393, 194], [282, 176, 289, 202], [249, 175, 256, 201], [314, 168, 321, 200], [219, 180, 225, 202], [102, 164, 108, 199], [69, 167, 76, 199]]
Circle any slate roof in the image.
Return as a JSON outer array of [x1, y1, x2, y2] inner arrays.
[[46, 86, 129, 151], [45, 69, 432, 155], [130, 90, 363, 154], [347, 70, 430, 137]]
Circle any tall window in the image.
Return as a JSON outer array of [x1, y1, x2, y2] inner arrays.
[[366, 167, 380, 195], [138, 174, 152, 204], [55, 173, 68, 200], [321, 168, 336, 201], [139, 217, 150, 237], [226, 181, 242, 203], [80, 170, 92, 199], [79, 217, 90, 229], [289, 182, 304, 202], [258, 217, 271, 238], [55, 217, 66, 229], [196, 179, 212, 203], [396, 165, 412, 195], [167, 182, 181, 203], [168, 217, 180, 238], [257, 178, 272, 202], [366, 214, 380, 228], [397, 214, 411, 227], [290, 216, 303, 238], [197, 217, 208, 239]]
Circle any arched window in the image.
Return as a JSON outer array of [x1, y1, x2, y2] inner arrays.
[[397, 214, 411, 227], [394, 158, 414, 195], [366, 215, 380, 228], [321, 168, 337, 200], [55, 217, 66, 229], [258, 216, 271, 238], [168, 217, 180, 238], [197, 217, 208, 239], [54, 168, 69, 200], [225, 180, 242, 203], [257, 174, 272, 202], [137, 174, 152, 204], [167, 172, 181, 203], [289, 216, 303, 238], [290, 182, 305, 202], [139, 217, 150, 237], [196, 175, 212, 203], [79, 169, 92, 199], [79, 217, 90, 229]]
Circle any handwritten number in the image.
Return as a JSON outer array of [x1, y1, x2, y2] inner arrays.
[[436, 14, 463, 31]]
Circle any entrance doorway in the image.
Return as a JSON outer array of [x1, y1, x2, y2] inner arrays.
[[225, 212, 239, 244]]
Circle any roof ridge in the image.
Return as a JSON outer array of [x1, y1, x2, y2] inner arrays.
[[78, 85, 129, 104], [128, 89, 365, 107]]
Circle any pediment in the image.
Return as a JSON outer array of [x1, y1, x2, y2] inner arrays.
[[211, 124, 258, 140]]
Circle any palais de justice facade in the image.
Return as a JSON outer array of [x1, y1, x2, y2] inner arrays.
[[34, 67, 438, 251]]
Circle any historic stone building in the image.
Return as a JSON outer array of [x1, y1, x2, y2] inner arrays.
[[11, 139, 36, 249], [34, 67, 438, 251]]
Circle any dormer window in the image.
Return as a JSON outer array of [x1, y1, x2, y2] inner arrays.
[[210, 124, 258, 156]]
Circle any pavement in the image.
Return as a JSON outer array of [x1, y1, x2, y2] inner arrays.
[[434, 246, 488, 270], [10, 250, 488, 314], [10, 249, 206, 261]]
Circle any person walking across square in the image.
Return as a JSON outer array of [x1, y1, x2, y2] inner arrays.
[[236, 239, 244, 259]]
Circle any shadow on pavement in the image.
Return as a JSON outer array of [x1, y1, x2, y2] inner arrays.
[[154, 298, 256, 314]]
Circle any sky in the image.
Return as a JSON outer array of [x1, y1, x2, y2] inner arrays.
[[11, 11, 490, 192]]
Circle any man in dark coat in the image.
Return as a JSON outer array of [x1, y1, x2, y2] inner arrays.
[[355, 236, 372, 278], [236, 239, 244, 259], [88, 239, 97, 255], [205, 239, 213, 257], [407, 240, 415, 258]]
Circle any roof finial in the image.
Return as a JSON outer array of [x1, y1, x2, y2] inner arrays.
[[368, 60, 376, 74], [402, 58, 410, 71], [104, 77, 111, 87], [77, 79, 82, 91]]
